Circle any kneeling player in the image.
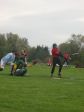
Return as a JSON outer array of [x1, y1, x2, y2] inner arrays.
[[11, 56, 27, 76]]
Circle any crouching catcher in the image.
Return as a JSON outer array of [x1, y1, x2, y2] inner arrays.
[[11, 57, 27, 76]]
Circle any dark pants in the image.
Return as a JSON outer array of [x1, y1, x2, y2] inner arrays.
[[64, 59, 69, 65], [14, 68, 27, 76], [51, 57, 63, 76]]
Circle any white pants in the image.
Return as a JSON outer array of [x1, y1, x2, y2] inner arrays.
[[0, 59, 14, 69], [0, 59, 5, 69]]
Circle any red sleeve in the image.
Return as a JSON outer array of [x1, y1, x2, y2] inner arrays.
[[51, 48, 60, 57]]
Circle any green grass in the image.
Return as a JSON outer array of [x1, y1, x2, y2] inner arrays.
[[0, 64, 84, 112]]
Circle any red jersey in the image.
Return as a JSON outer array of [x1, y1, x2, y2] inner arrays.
[[64, 53, 69, 60], [51, 48, 60, 57]]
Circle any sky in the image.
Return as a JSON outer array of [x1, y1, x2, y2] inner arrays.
[[0, 0, 84, 47]]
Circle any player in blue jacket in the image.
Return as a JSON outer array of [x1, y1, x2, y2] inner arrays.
[[0, 50, 16, 71]]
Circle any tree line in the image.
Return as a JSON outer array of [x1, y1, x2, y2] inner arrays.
[[0, 33, 84, 65], [0, 33, 49, 63], [0, 33, 29, 58], [59, 34, 84, 66]]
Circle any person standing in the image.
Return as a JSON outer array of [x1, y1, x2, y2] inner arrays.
[[51, 43, 63, 78], [48, 58, 52, 66], [64, 52, 71, 65]]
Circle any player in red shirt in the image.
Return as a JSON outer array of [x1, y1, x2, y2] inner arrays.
[[64, 52, 71, 65], [51, 43, 63, 78]]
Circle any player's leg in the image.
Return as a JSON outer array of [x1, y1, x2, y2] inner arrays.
[[0, 59, 5, 71], [57, 57, 63, 78], [10, 63, 17, 75], [51, 57, 56, 77]]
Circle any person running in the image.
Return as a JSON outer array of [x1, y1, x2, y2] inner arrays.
[[0, 50, 17, 71], [51, 43, 63, 78]]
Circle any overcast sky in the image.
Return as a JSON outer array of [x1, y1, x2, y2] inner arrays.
[[0, 0, 84, 47]]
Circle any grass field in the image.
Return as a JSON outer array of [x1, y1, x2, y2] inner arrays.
[[0, 64, 84, 112]]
